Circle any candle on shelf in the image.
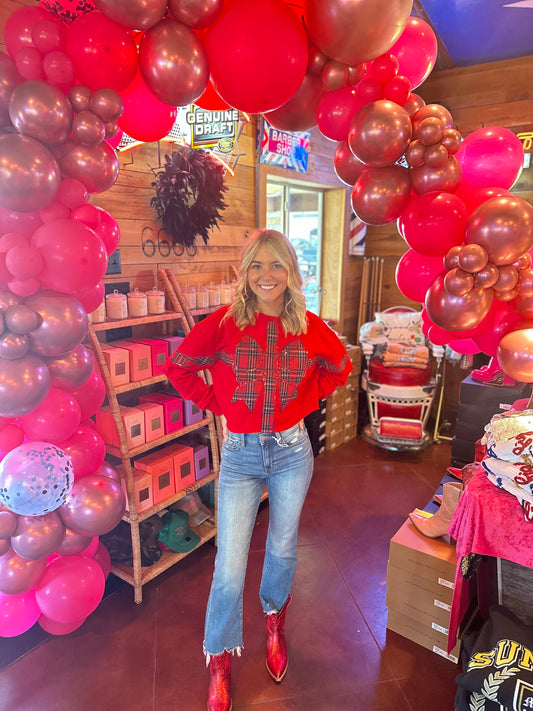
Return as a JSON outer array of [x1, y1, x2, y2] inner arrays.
[[220, 280, 232, 305], [208, 282, 221, 307], [195, 284, 209, 309], [127, 288, 148, 318], [89, 299, 106, 324], [105, 290, 128, 320], [146, 287, 165, 315], [183, 284, 196, 310]]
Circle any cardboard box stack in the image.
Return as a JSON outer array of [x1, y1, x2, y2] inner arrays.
[[325, 343, 361, 451], [386, 518, 460, 663]]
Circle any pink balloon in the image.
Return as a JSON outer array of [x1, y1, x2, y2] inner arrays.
[[38, 613, 86, 635], [5, 244, 43, 280], [19, 387, 82, 445], [93, 206, 120, 256], [70, 366, 106, 420], [92, 541, 111, 579], [0, 589, 41, 637], [456, 185, 514, 214], [398, 191, 469, 257], [4, 6, 50, 58], [316, 86, 363, 142], [0, 423, 24, 452], [395, 249, 446, 303], [205, 0, 308, 114], [35, 555, 105, 624], [14, 47, 45, 81], [334, 140, 367, 186], [0, 53, 23, 125], [448, 338, 480, 355], [474, 301, 522, 356], [76, 280, 105, 314], [457, 126, 524, 193], [66, 10, 138, 92], [61, 425, 106, 479], [388, 17, 438, 89], [32, 218, 107, 295], [118, 71, 178, 143], [0, 207, 42, 239]]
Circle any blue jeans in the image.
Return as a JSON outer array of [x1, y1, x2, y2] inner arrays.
[[203, 423, 314, 658]]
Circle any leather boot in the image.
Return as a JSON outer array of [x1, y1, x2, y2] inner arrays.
[[266, 593, 291, 682], [207, 651, 232, 711], [408, 482, 462, 539]]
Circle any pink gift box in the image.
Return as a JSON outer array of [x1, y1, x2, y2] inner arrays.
[[96, 406, 145, 449], [139, 392, 183, 434], [130, 338, 169, 377], [134, 449, 175, 504], [113, 340, 152, 382], [99, 344, 130, 386], [165, 442, 195, 493], [135, 401, 165, 443]]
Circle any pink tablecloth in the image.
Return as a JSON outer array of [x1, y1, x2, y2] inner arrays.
[[447, 467, 533, 652]]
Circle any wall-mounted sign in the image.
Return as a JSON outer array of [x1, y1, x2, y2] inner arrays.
[[517, 131, 533, 152], [258, 118, 309, 173]]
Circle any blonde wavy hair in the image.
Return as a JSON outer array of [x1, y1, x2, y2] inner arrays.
[[225, 228, 308, 335]]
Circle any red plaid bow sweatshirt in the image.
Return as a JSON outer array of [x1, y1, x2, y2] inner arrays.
[[164, 306, 353, 434]]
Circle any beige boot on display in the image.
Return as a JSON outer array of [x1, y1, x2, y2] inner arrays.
[[408, 482, 463, 539]]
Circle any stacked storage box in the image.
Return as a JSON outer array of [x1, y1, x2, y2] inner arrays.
[[325, 343, 361, 451], [386, 518, 460, 663], [451, 375, 527, 467]]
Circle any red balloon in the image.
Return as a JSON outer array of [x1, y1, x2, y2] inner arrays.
[[61, 424, 106, 479], [333, 141, 367, 187], [264, 72, 326, 132], [75, 280, 105, 315], [398, 191, 468, 257], [118, 71, 177, 143], [194, 75, 230, 111], [316, 86, 363, 142], [351, 165, 411, 226], [457, 126, 524, 194], [395, 249, 445, 303], [66, 10, 138, 92], [448, 337, 480, 355], [93, 206, 120, 256], [455, 185, 514, 214], [473, 301, 522, 356], [388, 17, 438, 89], [357, 77, 384, 104], [4, 6, 50, 58], [32, 218, 107, 295], [70, 366, 106, 420], [205, 0, 308, 114]]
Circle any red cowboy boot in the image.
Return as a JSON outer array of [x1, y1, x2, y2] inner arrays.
[[266, 594, 291, 682], [207, 651, 232, 711]]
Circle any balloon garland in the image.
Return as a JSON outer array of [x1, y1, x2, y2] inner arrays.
[[0, 0, 530, 638]]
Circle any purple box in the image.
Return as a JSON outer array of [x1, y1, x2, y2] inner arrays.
[[161, 336, 184, 359], [182, 398, 204, 426], [192, 444, 210, 480]]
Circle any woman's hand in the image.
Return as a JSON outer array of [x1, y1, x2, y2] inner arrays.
[[220, 414, 229, 441]]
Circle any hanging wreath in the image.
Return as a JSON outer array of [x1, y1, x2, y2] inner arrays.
[[150, 147, 228, 256]]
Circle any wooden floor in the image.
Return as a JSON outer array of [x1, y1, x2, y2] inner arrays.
[[0, 436, 460, 711]]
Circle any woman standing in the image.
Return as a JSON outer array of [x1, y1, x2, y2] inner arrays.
[[165, 229, 352, 711]]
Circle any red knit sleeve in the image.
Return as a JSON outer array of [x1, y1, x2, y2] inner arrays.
[[163, 308, 228, 416], [307, 314, 353, 399]]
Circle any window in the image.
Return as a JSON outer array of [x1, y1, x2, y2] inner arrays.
[[266, 180, 324, 315]]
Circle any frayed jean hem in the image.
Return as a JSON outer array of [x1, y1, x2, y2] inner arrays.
[[204, 645, 243, 666]]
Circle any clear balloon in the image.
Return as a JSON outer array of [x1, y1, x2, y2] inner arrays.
[[139, 18, 209, 107], [351, 165, 411, 226], [44, 344, 93, 391], [457, 126, 525, 194], [316, 86, 363, 142], [95, 0, 167, 30], [465, 196, 533, 266], [425, 274, 494, 332], [0, 548, 46, 595], [0, 353, 50, 417], [19, 387, 81, 444], [11, 511, 65, 560], [388, 17, 438, 89], [348, 100, 412, 167], [0, 442, 73, 516], [118, 71, 178, 143], [58, 474, 125, 536], [0, 134, 60, 213], [35, 554, 105, 624], [66, 10, 138, 92], [0, 589, 41, 636], [264, 72, 326, 133], [304, 0, 412, 66], [395, 249, 445, 303], [398, 191, 468, 257], [205, 0, 308, 114]]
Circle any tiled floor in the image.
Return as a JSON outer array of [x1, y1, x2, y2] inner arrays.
[[0, 436, 460, 711]]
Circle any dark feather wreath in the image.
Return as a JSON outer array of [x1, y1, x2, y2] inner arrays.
[[150, 147, 228, 256]]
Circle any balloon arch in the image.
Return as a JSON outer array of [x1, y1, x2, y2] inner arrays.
[[0, 0, 531, 637]]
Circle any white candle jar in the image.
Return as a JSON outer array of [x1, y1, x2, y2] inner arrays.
[[146, 287, 165, 315], [105, 290, 127, 321], [127, 289, 148, 318]]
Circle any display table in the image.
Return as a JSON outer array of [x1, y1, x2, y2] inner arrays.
[[447, 467, 533, 653]]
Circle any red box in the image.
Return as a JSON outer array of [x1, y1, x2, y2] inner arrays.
[[191, 443, 210, 481], [182, 398, 204, 425], [135, 401, 164, 443], [139, 393, 183, 433], [113, 340, 152, 382], [131, 338, 169, 377], [100, 344, 130, 386], [165, 442, 195, 492], [120, 468, 153, 513], [134, 449, 175, 504], [95, 405, 145, 449]]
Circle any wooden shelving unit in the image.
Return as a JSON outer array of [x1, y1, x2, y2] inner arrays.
[[86, 271, 221, 603]]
